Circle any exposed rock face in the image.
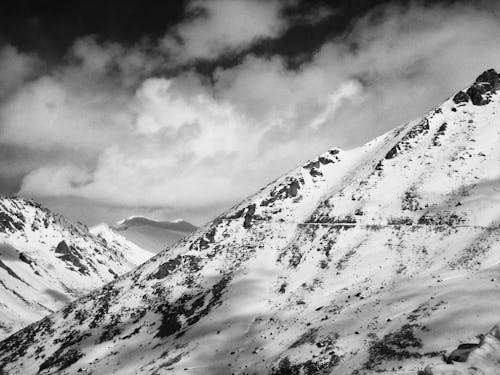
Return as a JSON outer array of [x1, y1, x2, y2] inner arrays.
[[452, 91, 469, 104], [460, 68, 500, 106], [452, 68, 500, 106], [446, 343, 479, 364], [475, 68, 500, 89], [421, 325, 500, 374], [54, 241, 89, 275], [3, 70, 500, 375], [467, 82, 493, 105]]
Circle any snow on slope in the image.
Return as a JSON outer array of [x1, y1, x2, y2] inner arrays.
[[0, 197, 154, 340], [89, 223, 153, 266], [111, 216, 197, 253], [2, 70, 500, 375]]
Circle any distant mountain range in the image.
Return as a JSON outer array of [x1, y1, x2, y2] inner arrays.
[[0, 197, 154, 340], [3, 70, 500, 374], [111, 216, 197, 253]]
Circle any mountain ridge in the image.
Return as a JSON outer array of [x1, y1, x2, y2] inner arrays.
[[112, 216, 196, 232], [2, 69, 500, 374], [0, 196, 153, 340]]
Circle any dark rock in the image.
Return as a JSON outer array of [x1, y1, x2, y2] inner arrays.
[[385, 119, 429, 160], [385, 145, 400, 160], [475, 68, 500, 90], [432, 123, 448, 146], [452, 91, 469, 104], [318, 156, 334, 165], [303, 160, 320, 170], [19, 252, 34, 266], [309, 168, 323, 177], [55, 241, 89, 275], [278, 283, 287, 293], [365, 324, 424, 370], [153, 256, 182, 279], [55, 241, 70, 255], [467, 82, 493, 105], [464, 69, 500, 106], [446, 343, 479, 364], [260, 178, 302, 207], [156, 274, 232, 338], [38, 348, 83, 373], [243, 204, 256, 229], [190, 224, 217, 251], [0, 212, 23, 233], [108, 268, 118, 278]]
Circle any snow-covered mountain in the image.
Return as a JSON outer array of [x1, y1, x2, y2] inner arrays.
[[111, 216, 197, 253], [0, 197, 154, 340], [89, 223, 153, 266], [2, 69, 500, 374]]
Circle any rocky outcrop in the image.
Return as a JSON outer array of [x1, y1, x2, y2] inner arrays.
[[452, 91, 469, 104], [467, 82, 493, 105], [475, 69, 500, 90], [420, 325, 500, 375], [453, 68, 500, 106]]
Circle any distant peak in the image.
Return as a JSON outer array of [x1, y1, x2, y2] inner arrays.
[[112, 216, 196, 232]]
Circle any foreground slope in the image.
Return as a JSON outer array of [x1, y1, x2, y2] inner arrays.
[[2, 70, 500, 374], [112, 217, 197, 253], [0, 197, 153, 339]]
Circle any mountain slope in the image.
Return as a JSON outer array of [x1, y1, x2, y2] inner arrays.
[[89, 223, 153, 266], [2, 70, 500, 374], [0, 197, 153, 340], [111, 216, 197, 253]]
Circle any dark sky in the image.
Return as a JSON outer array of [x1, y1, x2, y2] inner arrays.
[[0, 1, 186, 62], [0, 0, 455, 69]]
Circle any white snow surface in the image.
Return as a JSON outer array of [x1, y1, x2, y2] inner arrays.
[[89, 223, 153, 266], [0, 198, 153, 340], [2, 72, 500, 374]]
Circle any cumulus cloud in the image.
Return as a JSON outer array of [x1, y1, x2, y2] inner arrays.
[[3, 1, 500, 223], [161, 0, 289, 62], [0, 75, 132, 154]]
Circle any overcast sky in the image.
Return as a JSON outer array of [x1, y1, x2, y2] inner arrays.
[[1, 0, 500, 225]]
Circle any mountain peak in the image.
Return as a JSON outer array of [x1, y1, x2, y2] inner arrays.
[[0, 196, 153, 340], [453, 68, 500, 106], [112, 216, 197, 233], [110, 216, 197, 253], [3, 71, 500, 374]]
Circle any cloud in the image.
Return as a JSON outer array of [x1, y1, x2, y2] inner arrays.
[[69, 36, 161, 85], [161, 0, 288, 62], [0, 75, 133, 154], [0, 45, 40, 99], [4, 1, 500, 223]]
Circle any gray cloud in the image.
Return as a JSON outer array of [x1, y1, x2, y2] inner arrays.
[[161, 0, 290, 62], [0, 46, 40, 99], [2, 1, 500, 224]]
